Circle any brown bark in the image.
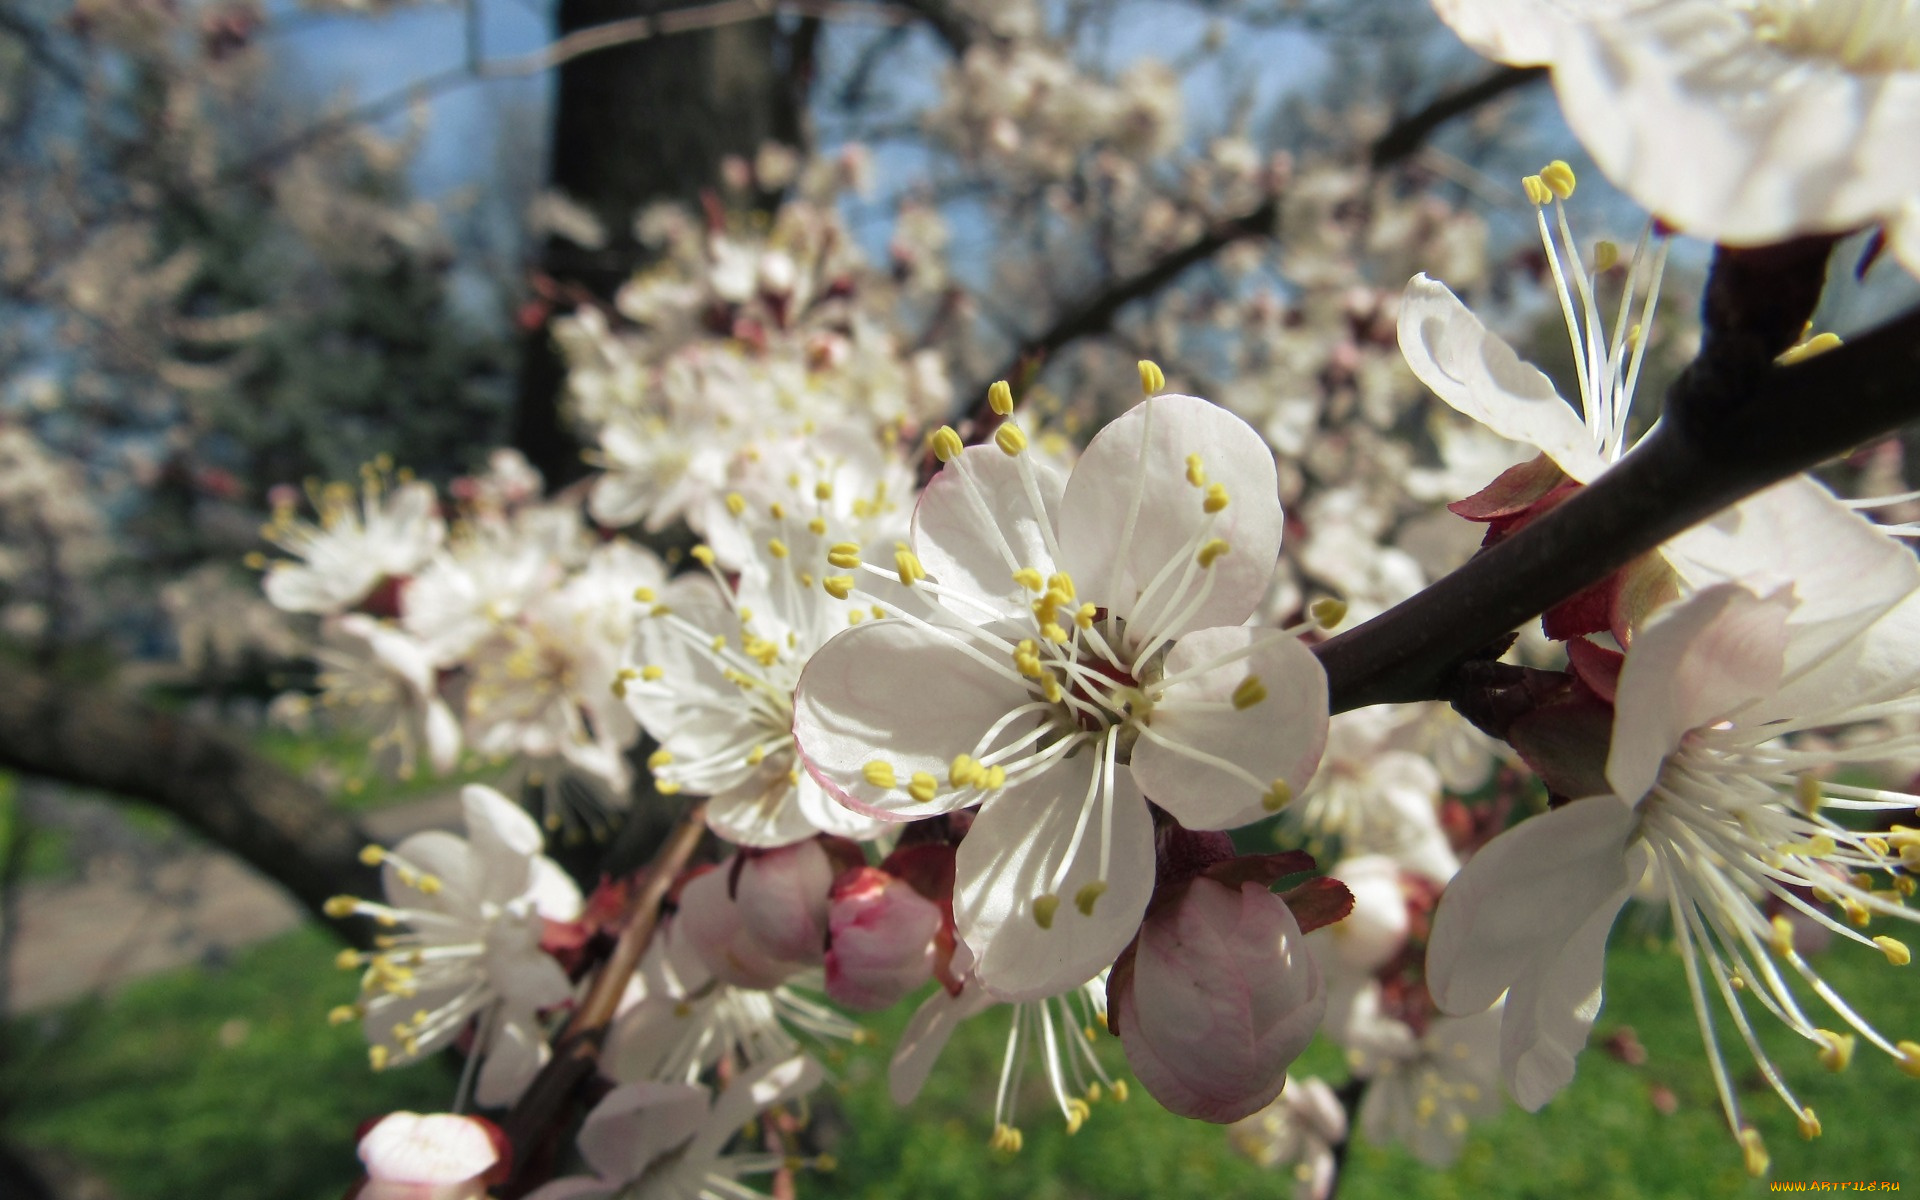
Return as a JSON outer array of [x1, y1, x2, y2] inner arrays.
[[0, 668, 382, 946]]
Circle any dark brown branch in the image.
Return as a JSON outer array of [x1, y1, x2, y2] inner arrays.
[[501, 801, 708, 1196], [0, 667, 384, 945], [1368, 65, 1547, 169], [1315, 298, 1920, 713]]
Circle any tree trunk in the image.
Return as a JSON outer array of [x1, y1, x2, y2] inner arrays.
[[511, 2, 808, 487]]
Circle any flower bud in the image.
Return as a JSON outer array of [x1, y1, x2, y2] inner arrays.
[[676, 859, 815, 990], [355, 1112, 507, 1200], [825, 867, 941, 1010], [733, 840, 835, 964], [1111, 877, 1326, 1123]]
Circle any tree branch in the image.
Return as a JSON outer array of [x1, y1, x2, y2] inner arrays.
[[1368, 65, 1546, 170], [1314, 298, 1920, 713], [501, 800, 709, 1196], [0, 667, 384, 946]]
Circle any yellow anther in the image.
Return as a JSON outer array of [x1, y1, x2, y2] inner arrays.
[[710, 635, 727, 652], [1075, 880, 1108, 916], [1197, 538, 1230, 568], [1522, 174, 1552, 206], [1796, 774, 1823, 817], [950, 754, 981, 787], [1041, 622, 1069, 644], [1112, 1080, 1129, 1102], [1797, 1107, 1822, 1141], [648, 748, 674, 770], [808, 517, 828, 535], [1900, 876, 1917, 898], [908, 772, 939, 803], [1013, 639, 1044, 678], [990, 1123, 1024, 1154], [1897, 1040, 1920, 1078], [1769, 914, 1796, 957], [1738, 1126, 1768, 1178], [1867, 835, 1892, 857], [1777, 332, 1844, 366], [982, 766, 1006, 789], [369, 1045, 390, 1071], [1310, 597, 1349, 629], [691, 545, 716, 567], [335, 948, 363, 970], [1231, 676, 1267, 710], [895, 547, 926, 586], [1086, 1082, 1103, 1102], [745, 745, 766, 766], [872, 605, 888, 619], [1074, 603, 1097, 629], [1842, 896, 1872, 927], [725, 492, 747, 517], [1185, 453, 1206, 487], [1065, 1097, 1091, 1134], [769, 502, 787, 520], [656, 781, 682, 796], [1540, 159, 1576, 200], [1816, 1029, 1855, 1072], [994, 422, 1029, 457], [415, 875, 442, 896], [1047, 572, 1076, 599], [863, 761, 897, 789], [827, 542, 862, 569], [327, 1004, 359, 1026], [1042, 674, 1062, 703], [824, 575, 855, 600], [1203, 482, 1229, 513], [1138, 359, 1165, 396], [1593, 240, 1619, 272], [358, 844, 386, 867], [641, 665, 665, 682], [323, 896, 359, 919], [816, 1154, 839, 1172], [767, 538, 789, 559], [1032, 893, 1061, 930], [814, 481, 834, 501], [1808, 833, 1836, 858], [988, 379, 1015, 416], [1012, 567, 1045, 592], [929, 425, 965, 462], [1874, 935, 1911, 965], [1263, 780, 1292, 812]]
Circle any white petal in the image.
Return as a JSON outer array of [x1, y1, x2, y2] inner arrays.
[[384, 830, 478, 914], [689, 1055, 825, 1163], [1397, 275, 1608, 483], [1663, 476, 1920, 682], [475, 1012, 550, 1107], [913, 445, 1065, 622], [1056, 394, 1282, 636], [792, 617, 1042, 821], [1500, 879, 1624, 1111], [461, 784, 543, 904], [888, 980, 999, 1105], [1554, 0, 1920, 244], [1431, 0, 1583, 65], [1605, 584, 1791, 803], [955, 755, 1154, 1001], [1425, 796, 1633, 1018], [705, 762, 832, 848], [1131, 627, 1328, 829], [575, 1080, 710, 1183]]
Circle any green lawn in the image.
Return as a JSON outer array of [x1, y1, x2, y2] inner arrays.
[[5, 920, 1914, 1199]]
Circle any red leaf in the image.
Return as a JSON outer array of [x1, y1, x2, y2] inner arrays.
[[1278, 877, 1355, 934], [1448, 453, 1569, 521]]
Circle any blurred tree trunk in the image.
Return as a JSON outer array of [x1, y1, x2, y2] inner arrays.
[[511, 2, 813, 487]]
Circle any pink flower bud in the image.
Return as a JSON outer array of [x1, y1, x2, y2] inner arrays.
[[824, 867, 940, 1011], [354, 1112, 507, 1200], [1111, 877, 1326, 1123], [676, 865, 806, 990], [733, 841, 834, 964]]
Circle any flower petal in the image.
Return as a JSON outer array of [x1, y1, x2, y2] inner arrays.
[[792, 617, 1042, 821], [1605, 583, 1791, 804], [913, 444, 1065, 622], [1425, 796, 1633, 1019], [1131, 627, 1328, 829], [1499, 875, 1626, 1111], [462, 784, 543, 906], [888, 980, 999, 1104], [574, 1080, 710, 1184], [1397, 274, 1608, 484], [1056, 394, 1282, 636], [954, 752, 1154, 1001]]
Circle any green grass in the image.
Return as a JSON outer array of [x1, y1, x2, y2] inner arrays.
[[5, 920, 1915, 1200]]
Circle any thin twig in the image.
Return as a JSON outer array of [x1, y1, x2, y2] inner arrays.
[[501, 800, 708, 1195]]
